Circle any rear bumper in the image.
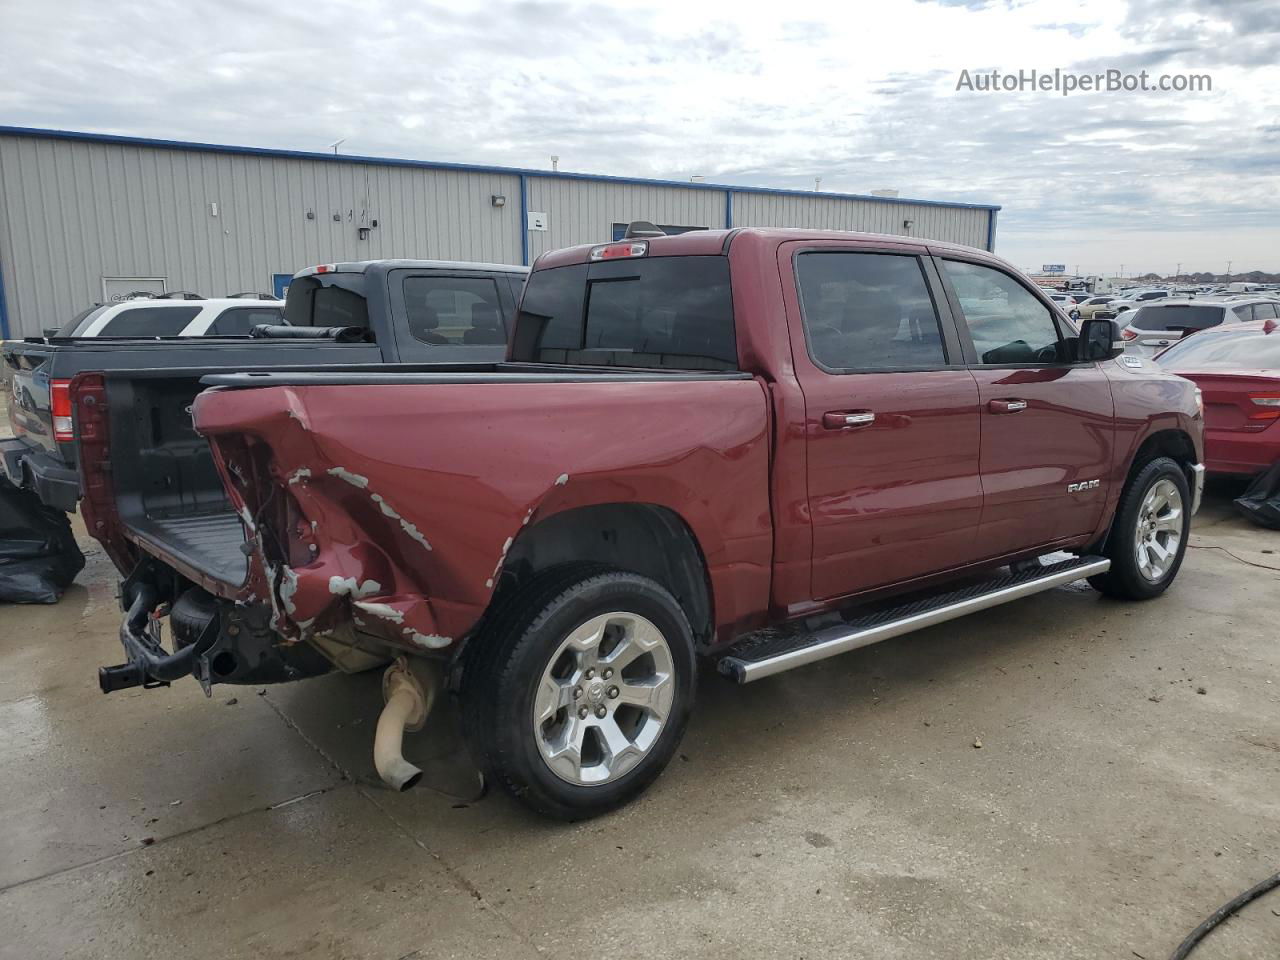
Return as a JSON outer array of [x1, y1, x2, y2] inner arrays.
[[1203, 432, 1280, 478], [0, 437, 80, 512], [99, 575, 334, 695]]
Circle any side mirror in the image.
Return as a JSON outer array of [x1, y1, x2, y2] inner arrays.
[[1079, 318, 1124, 361]]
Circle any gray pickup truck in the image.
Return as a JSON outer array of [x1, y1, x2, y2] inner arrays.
[[2, 260, 527, 512]]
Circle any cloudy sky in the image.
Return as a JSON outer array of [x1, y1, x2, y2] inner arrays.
[[2, 0, 1277, 274]]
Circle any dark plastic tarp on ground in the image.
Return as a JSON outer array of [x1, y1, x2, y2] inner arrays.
[[1233, 460, 1280, 531], [0, 477, 85, 603]]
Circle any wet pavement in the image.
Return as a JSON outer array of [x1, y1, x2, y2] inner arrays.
[[1, 482, 1277, 959]]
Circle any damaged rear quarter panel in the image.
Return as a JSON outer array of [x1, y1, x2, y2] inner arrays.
[[192, 378, 773, 653]]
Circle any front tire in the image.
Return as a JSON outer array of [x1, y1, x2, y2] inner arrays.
[[1089, 456, 1190, 600], [462, 564, 696, 820]]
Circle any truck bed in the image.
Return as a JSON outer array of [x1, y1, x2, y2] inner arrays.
[[125, 511, 248, 586]]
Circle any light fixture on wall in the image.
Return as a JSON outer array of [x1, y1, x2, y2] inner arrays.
[[358, 226, 371, 240], [491, 194, 506, 207], [903, 218, 915, 232]]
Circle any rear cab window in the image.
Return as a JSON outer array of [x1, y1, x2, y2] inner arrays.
[[285, 274, 370, 331], [512, 256, 737, 370], [1131, 304, 1227, 332]]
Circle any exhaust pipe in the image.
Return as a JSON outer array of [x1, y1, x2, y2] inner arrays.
[[373, 659, 433, 791]]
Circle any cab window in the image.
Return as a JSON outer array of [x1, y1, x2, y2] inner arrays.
[[794, 252, 948, 371], [942, 260, 1063, 364], [402, 276, 506, 346]]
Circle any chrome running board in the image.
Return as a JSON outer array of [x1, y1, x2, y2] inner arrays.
[[718, 556, 1110, 684]]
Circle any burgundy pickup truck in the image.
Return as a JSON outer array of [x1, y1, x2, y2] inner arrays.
[[79, 228, 1204, 819]]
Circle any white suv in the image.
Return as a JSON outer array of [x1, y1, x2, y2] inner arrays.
[[1121, 297, 1280, 356], [57, 297, 284, 338]]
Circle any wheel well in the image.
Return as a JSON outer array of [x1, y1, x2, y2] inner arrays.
[[1127, 429, 1197, 486], [498, 504, 713, 644]]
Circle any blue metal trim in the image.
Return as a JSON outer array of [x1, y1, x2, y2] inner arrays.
[[0, 258, 10, 339], [725, 190, 733, 228], [519, 174, 529, 266], [986, 209, 998, 252], [0, 126, 1001, 213]]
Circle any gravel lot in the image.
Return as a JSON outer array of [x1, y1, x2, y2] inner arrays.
[[0, 417, 1277, 958]]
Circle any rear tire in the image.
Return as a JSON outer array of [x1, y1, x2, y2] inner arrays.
[[1089, 456, 1190, 600], [462, 564, 696, 820]]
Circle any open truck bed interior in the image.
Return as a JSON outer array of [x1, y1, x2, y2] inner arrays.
[[106, 374, 248, 587]]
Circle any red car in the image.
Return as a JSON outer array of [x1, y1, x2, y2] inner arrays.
[[1156, 318, 1280, 476]]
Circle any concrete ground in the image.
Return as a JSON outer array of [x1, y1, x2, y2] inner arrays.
[[1, 484, 1277, 959]]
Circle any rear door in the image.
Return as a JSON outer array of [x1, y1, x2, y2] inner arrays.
[[935, 255, 1113, 558], [781, 242, 984, 601]]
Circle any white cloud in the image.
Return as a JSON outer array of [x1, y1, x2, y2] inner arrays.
[[1, 0, 1277, 273]]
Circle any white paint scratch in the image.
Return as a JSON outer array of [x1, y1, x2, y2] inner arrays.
[[353, 600, 405, 624], [328, 576, 382, 599], [554, 473, 569, 486], [403, 629, 451, 649], [371, 494, 432, 551], [279, 566, 300, 615], [327, 466, 369, 488], [288, 467, 311, 485]]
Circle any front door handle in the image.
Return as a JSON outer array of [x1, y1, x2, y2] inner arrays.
[[988, 399, 1028, 414], [823, 410, 875, 429]]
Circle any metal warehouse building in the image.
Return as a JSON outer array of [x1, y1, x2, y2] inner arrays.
[[0, 126, 1000, 339]]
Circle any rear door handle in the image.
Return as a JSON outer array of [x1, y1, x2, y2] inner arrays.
[[823, 410, 875, 429], [988, 399, 1028, 414]]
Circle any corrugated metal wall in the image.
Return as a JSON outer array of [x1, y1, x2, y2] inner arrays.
[[730, 191, 990, 249], [0, 134, 522, 336], [524, 177, 726, 262], [0, 131, 997, 338]]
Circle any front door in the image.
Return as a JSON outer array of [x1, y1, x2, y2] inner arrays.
[[782, 244, 984, 601], [935, 256, 1114, 557]]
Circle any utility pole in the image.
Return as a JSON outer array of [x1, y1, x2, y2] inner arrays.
[[328, 138, 346, 155], [1175, 263, 1181, 283], [1226, 260, 1232, 278], [550, 155, 559, 172], [814, 177, 822, 192]]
